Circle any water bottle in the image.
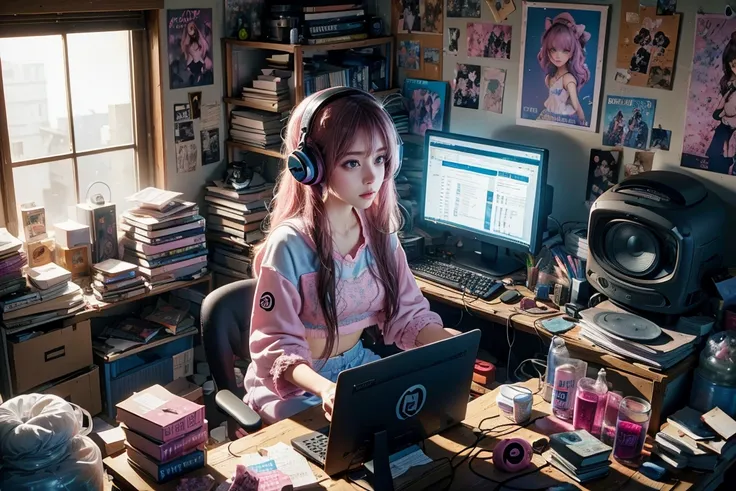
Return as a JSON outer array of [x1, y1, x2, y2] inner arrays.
[[544, 336, 570, 402]]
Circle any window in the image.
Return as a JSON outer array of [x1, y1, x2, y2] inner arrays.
[[0, 30, 148, 234]]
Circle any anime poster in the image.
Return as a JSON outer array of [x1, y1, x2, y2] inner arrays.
[[625, 151, 654, 178], [403, 78, 448, 135], [447, 28, 460, 55], [517, 3, 608, 132], [481, 67, 507, 113], [601, 96, 656, 149], [398, 40, 421, 70], [615, 1, 680, 90], [586, 149, 620, 202], [397, 0, 442, 33], [467, 23, 512, 59], [651, 127, 671, 150], [225, 0, 263, 38], [424, 48, 440, 64], [453, 63, 481, 109], [656, 0, 676, 16], [168, 9, 214, 90], [681, 14, 736, 175], [489, 0, 516, 23], [447, 0, 480, 18]]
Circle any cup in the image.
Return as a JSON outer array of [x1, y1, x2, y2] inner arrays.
[[613, 396, 651, 465]]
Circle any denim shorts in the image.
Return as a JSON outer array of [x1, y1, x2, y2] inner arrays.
[[247, 340, 381, 424]]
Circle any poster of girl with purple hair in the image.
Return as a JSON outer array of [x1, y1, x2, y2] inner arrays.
[[517, 3, 608, 132], [681, 14, 736, 175]]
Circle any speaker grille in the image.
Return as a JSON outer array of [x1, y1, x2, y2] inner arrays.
[[603, 221, 660, 277]]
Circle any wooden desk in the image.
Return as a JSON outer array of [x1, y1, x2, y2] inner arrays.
[[104, 379, 727, 491], [414, 278, 696, 434]]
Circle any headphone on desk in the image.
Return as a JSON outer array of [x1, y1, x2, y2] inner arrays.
[[286, 87, 403, 186]]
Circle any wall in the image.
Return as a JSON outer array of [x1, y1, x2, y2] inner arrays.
[[159, 0, 226, 204], [389, 0, 736, 258]]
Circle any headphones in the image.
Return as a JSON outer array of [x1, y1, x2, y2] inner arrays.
[[492, 438, 533, 473], [286, 87, 403, 186]]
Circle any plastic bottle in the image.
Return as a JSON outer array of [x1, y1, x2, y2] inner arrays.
[[544, 336, 570, 402], [591, 368, 609, 436], [552, 364, 577, 420]]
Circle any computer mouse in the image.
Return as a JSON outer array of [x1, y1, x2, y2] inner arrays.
[[500, 290, 523, 304]]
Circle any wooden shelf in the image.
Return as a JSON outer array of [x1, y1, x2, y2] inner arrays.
[[223, 38, 297, 53], [96, 329, 198, 363], [226, 140, 282, 158], [223, 36, 394, 53]]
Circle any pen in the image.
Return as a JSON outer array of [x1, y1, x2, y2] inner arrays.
[[567, 254, 578, 279]]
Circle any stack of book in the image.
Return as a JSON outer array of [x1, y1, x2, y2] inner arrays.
[[377, 90, 409, 135], [303, 49, 388, 96], [121, 188, 208, 287], [2, 263, 85, 330], [91, 259, 147, 303], [117, 385, 207, 483], [542, 430, 612, 483], [229, 108, 285, 151], [300, 2, 367, 45], [565, 227, 589, 260], [653, 407, 736, 471], [239, 60, 293, 113], [0, 229, 28, 306], [143, 297, 196, 336], [204, 176, 272, 279]]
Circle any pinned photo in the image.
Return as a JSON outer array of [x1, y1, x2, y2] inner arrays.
[[467, 22, 512, 59], [650, 127, 671, 150], [447, 27, 460, 56], [625, 151, 654, 178], [424, 47, 441, 64], [487, 0, 516, 23], [453, 63, 481, 109], [586, 149, 621, 202], [398, 40, 421, 70], [175, 121, 195, 143], [447, 0, 480, 18], [174, 103, 191, 122], [481, 67, 507, 113]]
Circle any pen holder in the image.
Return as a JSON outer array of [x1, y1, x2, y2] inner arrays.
[[570, 278, 592, 306], [553, 283, 570, 307]]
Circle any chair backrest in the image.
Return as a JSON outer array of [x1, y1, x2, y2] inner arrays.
[[201, 279, 257, 398]]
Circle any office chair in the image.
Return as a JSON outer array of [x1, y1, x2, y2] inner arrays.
[[201, 279, 401, 440], [201, 279, 263, 440]]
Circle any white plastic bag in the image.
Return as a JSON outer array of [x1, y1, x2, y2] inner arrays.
[[0, 393, 104, 490]]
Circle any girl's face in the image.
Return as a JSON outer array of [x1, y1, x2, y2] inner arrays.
[[729, 57, 736, 77], [327, 129, 387, 210], [548, 47, 571, 68]]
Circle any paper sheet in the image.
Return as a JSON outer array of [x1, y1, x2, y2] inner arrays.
[[364, 444, 433, 479], [259, 442, 318, 488], [201, 102, 221, 130]]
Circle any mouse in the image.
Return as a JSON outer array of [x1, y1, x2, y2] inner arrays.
[[500, 290, 523, 304]]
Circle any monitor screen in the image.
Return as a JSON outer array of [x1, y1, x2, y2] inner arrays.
[[421, 131, 547, 252]]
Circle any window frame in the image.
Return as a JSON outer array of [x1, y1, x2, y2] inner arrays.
[[0, 27, 155, 236]]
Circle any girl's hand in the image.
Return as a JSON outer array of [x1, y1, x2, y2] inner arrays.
[[319, 383, 337, 421]]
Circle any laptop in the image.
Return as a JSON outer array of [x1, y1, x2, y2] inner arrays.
[[291, 329, 481, 477]]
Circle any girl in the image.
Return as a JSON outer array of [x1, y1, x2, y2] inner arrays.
[[604, 110, 624, 146], [180, 21, 213, 84], [706, 31, 736, 175], [244, 89, 454, 424], [536, 12, 590, 126]]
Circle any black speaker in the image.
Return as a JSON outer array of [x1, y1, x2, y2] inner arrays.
[[587, 171, 725, 314]]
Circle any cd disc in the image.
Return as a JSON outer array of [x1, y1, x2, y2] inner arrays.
[[592, 311, 662, 341]]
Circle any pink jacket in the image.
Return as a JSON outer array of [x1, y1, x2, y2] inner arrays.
[[245, 213, 442, 401]]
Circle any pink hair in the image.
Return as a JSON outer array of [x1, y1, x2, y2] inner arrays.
[[537, 12, 591, 87], [262, 90, 402, 362]]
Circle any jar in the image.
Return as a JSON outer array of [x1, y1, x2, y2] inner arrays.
[[600, 391, 622, 446], [613, 396, 651, 466], [573, 377, 606, 433]]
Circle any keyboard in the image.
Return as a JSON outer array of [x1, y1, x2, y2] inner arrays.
[[410, 258, 505, 300], [291, 427, 330, 467]]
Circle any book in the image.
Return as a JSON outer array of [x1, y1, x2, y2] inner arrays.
[[93, 276, 146, 293], [93, 286, 148, 303], [668, 407, 717, 441], [144, 298, 190, 332], [103, 318, 161, 343], [549, 430, 612, 468], [92, 269, 137, 284], [148, 265, 208, 287], [126, 243, 207, 263], [0, 289, 41, 313], [137, 255, 208, 278], [122, 210, 200, 231], [207, 206, 268, 223], [543, 451, 610, 483], [0, 277, 27, 299], [212, 251, 252, 276], [208, 221, 262, 238], [0, 228, 23, 256], [121, 218, 206, 239], [204, 196, 268, 213], [116, 384, 205, 443], [304, 8, 364, 21], [27, 263, 72, 290], [93, 259, 138, 277], [123, 248, 208, 270], [701, 407, 736, 441], [128, 227, 206, 246], [305, 33, 367, 44], [121, 234, 206, 256], [126, 445, 205, 483], [122, 421, 208, 463], [126, 188, 183, 211], [2, 287, 83, 321]]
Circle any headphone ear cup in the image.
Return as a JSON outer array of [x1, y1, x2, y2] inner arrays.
[[394, 137, 403, 179], [303, 139, 325, 186], [288, 141, 325, 186]]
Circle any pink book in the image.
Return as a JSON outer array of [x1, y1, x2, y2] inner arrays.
[[121, 420, 208, 463], [116, 385, 205, 442]]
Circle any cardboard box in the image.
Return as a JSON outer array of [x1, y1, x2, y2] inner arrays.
[[53, 220, 90, 249], [55, 244, 91, 279], [172, 348, 194, 380], [26, 237, 55, 267], [89, 416, 125, 458], [41, 365, 102, 416], [9, 320, 92, 393], [164, 378, 204, 405]]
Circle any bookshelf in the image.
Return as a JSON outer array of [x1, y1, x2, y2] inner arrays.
[[222, 36, 396, 160]]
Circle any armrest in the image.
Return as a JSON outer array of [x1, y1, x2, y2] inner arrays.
[[215, 390, 263, 433]]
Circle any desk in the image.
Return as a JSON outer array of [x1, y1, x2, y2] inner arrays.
[[414, 277, 696, 434], [104, 379, 728, 491]]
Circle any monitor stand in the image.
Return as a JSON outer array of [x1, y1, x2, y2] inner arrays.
[[452, 242, 524, 278], [371, 430, 394, 491]]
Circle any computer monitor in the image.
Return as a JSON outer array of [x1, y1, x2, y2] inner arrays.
[[291, 330, 481, 488], [420, 130, 549, 276]]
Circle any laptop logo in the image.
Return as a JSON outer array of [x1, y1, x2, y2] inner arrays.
[[396, 384, 426, 420]]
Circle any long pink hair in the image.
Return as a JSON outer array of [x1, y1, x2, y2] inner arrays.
[[263, 90, 402, 362]]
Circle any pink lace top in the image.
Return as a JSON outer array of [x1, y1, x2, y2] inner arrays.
[[245, 211, 443, 400]]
